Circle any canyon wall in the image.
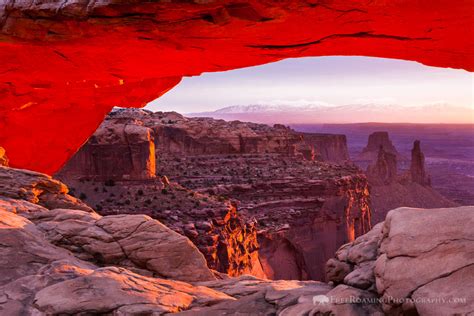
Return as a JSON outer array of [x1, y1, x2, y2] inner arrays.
[[59, 109, 371, 280], [301, 133, 350, 162], [59, 122, 156, 181], [59, 109, 351, 181]]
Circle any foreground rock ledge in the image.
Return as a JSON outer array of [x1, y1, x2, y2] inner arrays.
[[0, 165, 472, 315], [1, 1, 473, 174], [327, 206, 474, 315]]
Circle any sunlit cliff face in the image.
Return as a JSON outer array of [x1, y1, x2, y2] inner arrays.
[[0, 1, 473, 174]]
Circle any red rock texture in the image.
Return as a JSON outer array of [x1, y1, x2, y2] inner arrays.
[[58, 109, 371, 280], [301, 133, 349, 162], [59, 119, 157, 180], [1, 1, 473, 174]]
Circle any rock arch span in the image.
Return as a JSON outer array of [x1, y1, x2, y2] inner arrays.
[[0, 0, 472, 174]]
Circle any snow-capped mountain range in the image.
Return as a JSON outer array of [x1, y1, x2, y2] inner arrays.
[[188, 102, 473, 124]]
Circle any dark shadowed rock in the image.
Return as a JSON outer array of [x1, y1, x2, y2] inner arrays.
[[359, 131, 401, 162], [366, 146, 397, 185], [410, 140, 431, 186]]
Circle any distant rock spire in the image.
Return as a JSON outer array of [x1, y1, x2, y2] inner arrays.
[[358, 131, 401, 162], [366, 145, 397, 185], [410, 140, 430, 186]]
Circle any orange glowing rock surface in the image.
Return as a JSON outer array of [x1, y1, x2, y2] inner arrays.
[[0, 0, 472, 174]]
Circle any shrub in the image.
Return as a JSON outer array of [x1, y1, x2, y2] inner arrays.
[[104, 179, 116, 186]]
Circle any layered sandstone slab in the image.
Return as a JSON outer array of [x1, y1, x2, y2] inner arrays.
[[326, 206, 474, 315], [0, 164, 471, 315], [0, 166, 215, 283], [0, 164, 336, 315], [1, 1, 473, 174]]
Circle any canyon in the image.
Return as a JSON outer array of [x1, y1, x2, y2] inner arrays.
[[1, 164, 472, 315], [57, 109, 460, 284], [58, 109, 368, 281]]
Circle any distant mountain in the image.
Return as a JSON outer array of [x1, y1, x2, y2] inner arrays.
[[213, 103, 331, 113], [188, 103, 473, 124]]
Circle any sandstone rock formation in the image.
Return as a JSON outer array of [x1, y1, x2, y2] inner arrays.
[[155, 150, 371, 280], [362, 135, 456, 222], [326, 206, 474, 315], [366, 146, 398, 185], [359, 131, 401, 162], [0, 165, 93, 212], [59, 110, 350, 182], [1, 1, 472, 175], [0, 164, 471, 315], [56, 173, 266, 278], [410, 140, 430, 186], [301, 133, 350, 162], [0, 164, 359, 315], [0, 166, 215, 283]]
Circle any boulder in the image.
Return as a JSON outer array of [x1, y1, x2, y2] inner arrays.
[[279, 285, 383, 316], [33, 267, 230, 315], [0, 166, 93, 212], [375, 206, 474, 314], [327, 206, 474, 315], [24, 208, 215, 282]]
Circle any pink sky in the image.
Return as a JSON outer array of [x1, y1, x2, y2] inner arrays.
[[147, 56, 473, 123]]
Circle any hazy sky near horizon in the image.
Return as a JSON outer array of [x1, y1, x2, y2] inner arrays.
[[146, 56, 473, 115]]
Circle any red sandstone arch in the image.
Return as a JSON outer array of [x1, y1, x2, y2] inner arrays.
[[0, 0, 473, 174]]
